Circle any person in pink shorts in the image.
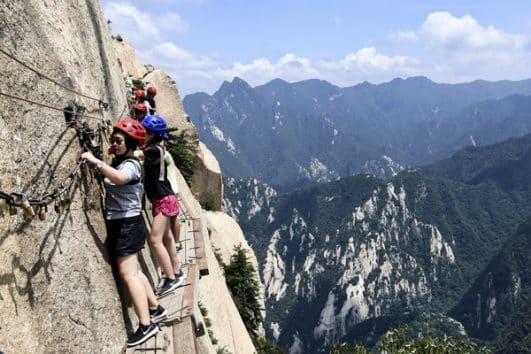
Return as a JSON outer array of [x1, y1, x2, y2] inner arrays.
[[140, 115, 185, 297]]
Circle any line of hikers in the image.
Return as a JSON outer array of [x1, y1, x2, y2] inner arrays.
[[81, 84, 185, 346]]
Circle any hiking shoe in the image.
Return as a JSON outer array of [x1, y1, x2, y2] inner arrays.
[[127, 322, 159, 347], [150, 304, 168, 323], [156, 277, 180, 297]]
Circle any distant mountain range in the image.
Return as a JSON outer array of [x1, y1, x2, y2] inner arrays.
[[223, 134, 531, 353], [185, 76, 531, 191]]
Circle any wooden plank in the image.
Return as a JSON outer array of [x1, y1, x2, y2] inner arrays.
[[184, 219, 195, 263], [181, 264, 196, 320], [191, 219, 209, 276], [173, 317, 196, 354], [190, 263, 205, 337]]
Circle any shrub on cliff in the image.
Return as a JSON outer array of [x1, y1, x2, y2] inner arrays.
[[167, 127, 197, 186]]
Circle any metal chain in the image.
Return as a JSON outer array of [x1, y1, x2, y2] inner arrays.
[[0, 91, 103, 121], [0, 119, 107, 218]]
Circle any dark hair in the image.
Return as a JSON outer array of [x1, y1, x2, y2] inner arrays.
[[148, 133, 164, 146]]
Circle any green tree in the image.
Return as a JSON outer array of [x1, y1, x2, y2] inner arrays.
[[330, 325, 492, 354], [166, 127, 197, 186], [255, 337, 288, 354], [223, 244, 264, 343]]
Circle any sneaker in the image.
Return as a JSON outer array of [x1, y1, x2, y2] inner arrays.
[[156, 277, 180, 297], [150, 304, 168, 323], [127, 322, 159, 347], [174, 271, 185, 287]]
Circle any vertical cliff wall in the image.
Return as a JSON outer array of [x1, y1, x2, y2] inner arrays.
[[0, 1, 130, 352], [114, 37, 258, 353]]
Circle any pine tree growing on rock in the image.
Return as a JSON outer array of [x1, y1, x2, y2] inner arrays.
[[223, 244, 264, 342]]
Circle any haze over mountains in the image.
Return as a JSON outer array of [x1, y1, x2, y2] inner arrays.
[[184, 76, 531, 191]]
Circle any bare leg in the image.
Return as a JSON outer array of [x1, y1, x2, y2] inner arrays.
[[163, 228, 181, 275], [117, 254, 150, 325], [149, 213, 175, 280], [138, 270, 159, 310], [170, 216, 181, 244]]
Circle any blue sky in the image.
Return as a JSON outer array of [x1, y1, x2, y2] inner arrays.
[[101, 0, 531, 95]]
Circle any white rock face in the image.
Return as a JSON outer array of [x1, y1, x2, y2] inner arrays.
[[192, 142, 223, 210], [143, 68, 196, 133], [289, 333, 304, 354], [263, 230, 289, 301], [113, 37, 147, 78], [263, 181, 456, 348], [223, 177, 277, 221], [309, 157, 330, 181], [200, 211, 259, 353]]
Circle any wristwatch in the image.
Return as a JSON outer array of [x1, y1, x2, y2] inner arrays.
[[96, 160, 105, 169]]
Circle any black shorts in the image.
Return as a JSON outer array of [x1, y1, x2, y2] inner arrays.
[[105, 215, 146, 257]]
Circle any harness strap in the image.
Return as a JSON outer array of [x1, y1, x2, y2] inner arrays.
[[157, 146, 165, 182]]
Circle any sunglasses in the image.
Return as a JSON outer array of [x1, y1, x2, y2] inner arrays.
[[110, 137, 125, 145]]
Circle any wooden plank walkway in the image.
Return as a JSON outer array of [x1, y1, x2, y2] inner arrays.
[[126, 192, 206, 353]]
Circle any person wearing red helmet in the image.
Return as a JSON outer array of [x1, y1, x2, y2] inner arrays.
[[134, 88, 146, 101], [81, 119, 166, 347], [133, 103, 148, 121], [146, 85, 157, 115], [147, 86, 156, 95], [134, 88, 153, 116]]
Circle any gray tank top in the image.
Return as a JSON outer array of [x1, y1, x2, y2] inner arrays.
[[104, 158, 143, 220]]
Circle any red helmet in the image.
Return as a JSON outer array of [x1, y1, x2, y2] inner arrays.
[[147, 86, 157, 95], [113, 118, 146, 146], [134, 103, 148, 113], [135, 89, 146, 99]]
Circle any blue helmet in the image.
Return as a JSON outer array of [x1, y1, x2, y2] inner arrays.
[[141, 115, 167, 134]]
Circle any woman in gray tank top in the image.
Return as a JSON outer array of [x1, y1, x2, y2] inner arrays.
[[81, 119, 167, 347]]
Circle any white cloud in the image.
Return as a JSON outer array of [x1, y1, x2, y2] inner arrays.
[[144, 42, 217, 70], [103, 2, 188, 48], [157, 13, 189, 34], [390, 11, 531, 81], [104, 3, 158, 46], [419, 12, 527, 51], [321, 48, 419, 73], [229, 54, 320, 84], [317, 48, 421, 85]]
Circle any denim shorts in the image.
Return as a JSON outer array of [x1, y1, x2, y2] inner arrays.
[[151, 194, 179, 218], [105, 215, 146, 257]]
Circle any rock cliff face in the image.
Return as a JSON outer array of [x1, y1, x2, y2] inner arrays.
[[192, 142, 223, 211], [0, 1, 128, 352], [201, 211, 262, 352], [113, 40, 222, 210]]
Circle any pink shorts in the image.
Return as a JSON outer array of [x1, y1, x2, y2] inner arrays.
[[152, 194, 180, 217]]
